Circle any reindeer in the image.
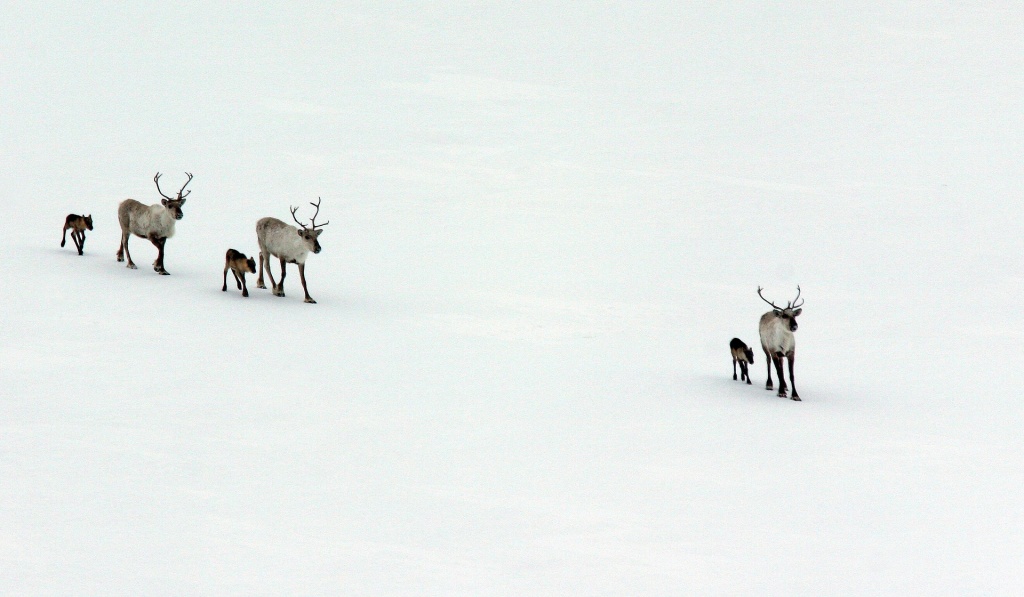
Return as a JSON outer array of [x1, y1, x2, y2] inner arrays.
[[757, 286, 804, 401], [116, 172, 193, 275], [222, 249, 257, 297], [255, 198, 328, 303], [730, 338, 755, 384], [61, 214, 93, 255]]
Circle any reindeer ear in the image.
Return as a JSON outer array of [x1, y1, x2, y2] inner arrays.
[[792, 308, 802, 317], [178, 197, 186, 206], [161, 198, 169, 206], [774, 309, 783, 316], [313, 229, 323, 237], [297, 229, 304, 236]]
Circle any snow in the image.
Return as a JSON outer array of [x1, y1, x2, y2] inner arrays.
[[2, 3, 1023, 594]]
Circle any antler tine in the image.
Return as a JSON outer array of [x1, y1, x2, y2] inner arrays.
[[290, 205, 309, 230], [177, 172, 194, 199], [309, 196, 329, 229], [153, 172, 174, 200], [791, 285, 804, 308], [757, 286, 781, 310]]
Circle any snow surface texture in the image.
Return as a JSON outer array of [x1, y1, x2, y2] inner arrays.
[[2, 3, 1023, 595]]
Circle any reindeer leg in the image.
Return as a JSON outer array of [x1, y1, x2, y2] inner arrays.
[[222, 266, 229, 291], [232, 270, 243, 290], [61, 225, 68, 247], [159, 237, 169, 275], [275, 257, 287, 297], [298, 262, 315, 304], [256, 252, 267, 289], [787, 353, 800, 401], [240, 272, 249, 297], [763, 347, 773, 390], [773, 353, 787, 398], [74, 231, 84, 255], [263, 253, 280, 295], [149, 235, 169, 275], [121, 232, 137, 269], [79, 231, 86, 252], [733, 358, 738, 381]]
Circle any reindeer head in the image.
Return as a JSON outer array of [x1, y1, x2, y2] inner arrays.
[[245, 256, 257, 274], [84, 214, 93, 230], [154, 172, 193, 220], [744, 346, 755, 363], [758, 286, 804, 332], [290, 197, 329, 254]]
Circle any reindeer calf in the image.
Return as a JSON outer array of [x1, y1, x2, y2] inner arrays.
[[61, 214, 93, 255], [730, 338, 755, 384], [222, 249, 257, 297]]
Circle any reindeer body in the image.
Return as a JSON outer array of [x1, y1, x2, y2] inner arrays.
[[256, 217, 316, 265], [61, 213, 93, 255], [255, 199, 327, 304], [730, 337, 754, 384], [118, 199, 179, 239], [757, 286, 803, 401], [222, 248, 257, 297], [116, 172, 192, 275]]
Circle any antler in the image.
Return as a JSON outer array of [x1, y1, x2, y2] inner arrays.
[[291, 198, 329, 231], [154, 172, 173, 200], [153, 172, 193, 200], [790, 285, 804, 309], [289, 205, 309, 230], [757, 286, 782, 310], [177, 172, 193, 199], [308, 197, 328, 229]]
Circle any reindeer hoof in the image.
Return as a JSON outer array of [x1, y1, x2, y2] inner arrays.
[[746, 380, 752, 385], [159, 271, 170, 276], [791, 396, 801, 401], [304, 297, 317, 304], [127, 263, 137, 269], [255, 281, 266, 289]]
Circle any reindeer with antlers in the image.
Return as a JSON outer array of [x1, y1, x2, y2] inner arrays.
[[255, 198, 329, 303], [757, 286, 804, 401], [116, 172, 193, 275]]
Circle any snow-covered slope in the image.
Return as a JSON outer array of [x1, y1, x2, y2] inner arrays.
[[2, 3, 1022, 594]]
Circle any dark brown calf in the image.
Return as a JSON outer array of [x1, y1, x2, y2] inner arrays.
[[61, 214, 93, 255], [730, 337, 755, 384], [223, 249, 257, 297]]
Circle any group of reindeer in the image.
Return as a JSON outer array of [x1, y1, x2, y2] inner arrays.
[[61, 172, 330, 303], [730, 286, 805, 401]]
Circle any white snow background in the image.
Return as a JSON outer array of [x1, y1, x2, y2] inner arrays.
[[2, 3, 1023, 595]]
